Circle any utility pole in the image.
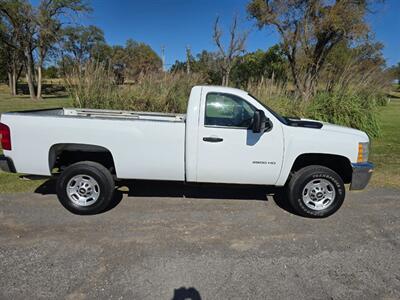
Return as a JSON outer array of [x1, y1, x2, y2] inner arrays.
[[161, 45, 166, 72], [186, 45, 191, 74]]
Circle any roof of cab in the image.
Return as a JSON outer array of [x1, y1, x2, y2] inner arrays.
[[195, 85, 249, 96]]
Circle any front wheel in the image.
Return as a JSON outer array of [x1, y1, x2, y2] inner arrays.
[[56, 161, 115, 215], [287, 165, 345, 218]]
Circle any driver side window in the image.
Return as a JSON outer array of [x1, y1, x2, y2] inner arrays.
[[205, 92, 255, 128]]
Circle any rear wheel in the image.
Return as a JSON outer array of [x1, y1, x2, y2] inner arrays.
[[287, 165, 345, 218], [56, 161, 115, 215]]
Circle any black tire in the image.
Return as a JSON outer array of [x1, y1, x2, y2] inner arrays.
[[56, 161, 115, 215], [287, 165, 345, 218]]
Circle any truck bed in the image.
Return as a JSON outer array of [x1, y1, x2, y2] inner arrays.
[[1, 107, 186, 180], [6, 108, 186, 123]]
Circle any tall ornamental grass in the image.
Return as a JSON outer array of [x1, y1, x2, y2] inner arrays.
[[246, 76, 385, 137], [65, 62, 206, 113], [66, 61, 387, 138], [306, 91, 381, 137]]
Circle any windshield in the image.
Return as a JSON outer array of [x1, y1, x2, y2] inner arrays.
[[248, 94, 288, 125]]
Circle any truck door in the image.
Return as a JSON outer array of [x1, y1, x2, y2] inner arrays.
[[196, 91, 284, 185]]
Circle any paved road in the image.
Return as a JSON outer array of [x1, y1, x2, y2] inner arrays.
[[0, 182, 399, 299]]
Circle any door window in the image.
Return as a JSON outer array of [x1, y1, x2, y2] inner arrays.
[[205, 93, 255, 128]]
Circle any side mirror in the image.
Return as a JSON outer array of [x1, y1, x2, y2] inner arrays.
[[252, 110, 270, 133]]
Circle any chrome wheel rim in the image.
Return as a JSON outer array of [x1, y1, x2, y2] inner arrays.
[[67, 175, 100, 207], [302, 178, 336, 211]]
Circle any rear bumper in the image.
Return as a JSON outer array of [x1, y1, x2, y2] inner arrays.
[[350, 162, 374, 190], [0, 155, 16, 173]]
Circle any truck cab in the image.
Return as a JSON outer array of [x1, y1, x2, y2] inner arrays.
[[185, 86, 284, 185]]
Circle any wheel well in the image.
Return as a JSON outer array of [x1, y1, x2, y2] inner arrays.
[[49, 144, 116, 174], [291, 153, 352, 184]]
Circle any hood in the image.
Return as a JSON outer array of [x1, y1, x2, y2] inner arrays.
[[300, 118, 369, 140]]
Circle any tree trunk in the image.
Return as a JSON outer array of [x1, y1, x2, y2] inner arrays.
[[297, 60, 320, 102], [302, 73, 312, 102], [8, 72, 14, 95], [302, 78, 313, 102], [12, 66, 17, 96], [24, 48, 37, 100], [37, 65, 43, 100], [222, 75, 227, 86], [302, 71, 318, 102], [16, 64, 23, 84], [25, 73, 36, 99], [26, 53, 36, 100], [222, 67, 231, 86], [7, 67, 17, 96], [288, 60, 302, 98]]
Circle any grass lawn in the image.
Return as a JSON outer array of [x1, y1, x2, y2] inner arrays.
[[0, 84, 71, 113], [370, 94, 400, 187], [0, 84, 399, 193]]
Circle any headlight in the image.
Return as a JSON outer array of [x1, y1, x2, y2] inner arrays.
[[357, 142, 369, 163]]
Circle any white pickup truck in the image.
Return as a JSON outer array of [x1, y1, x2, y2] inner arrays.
[[0, 86, 373, 217]]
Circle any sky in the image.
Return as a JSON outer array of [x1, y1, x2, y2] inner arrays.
[[35, 0, 400, 67]]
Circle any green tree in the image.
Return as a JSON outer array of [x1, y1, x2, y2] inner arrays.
[[60, 25, 105, 72], [42, 65, 59, 78], [0, 12, 24, 94], [0, 0, 91, 99], [36, 0, 90, 99], [90, 43, 112, 63], [0, 42, 8, 83], [0, 0, 37, 99], [123, 39, 162, 80], [170, 50, 222, 84], [170, 60, 186, 73], [231, 45, 288, 87], [248, 0, 374, 100], [323, 40, 386, 92]]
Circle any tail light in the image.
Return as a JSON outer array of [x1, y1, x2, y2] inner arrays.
[[0, 122, 11, 150]]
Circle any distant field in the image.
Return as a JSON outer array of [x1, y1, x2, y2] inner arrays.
[[0, 83, 399, 193]]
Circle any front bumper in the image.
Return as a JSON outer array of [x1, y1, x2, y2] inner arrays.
[[350, 162, 374, 190], [0, 155, 16, 173]]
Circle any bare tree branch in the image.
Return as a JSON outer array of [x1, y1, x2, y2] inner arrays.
[[212, 14, 248, 86]]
